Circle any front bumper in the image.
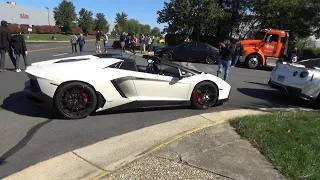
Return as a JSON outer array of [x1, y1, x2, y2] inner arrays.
[[268, 79, 302, 97], [268, 79, 317, 102]]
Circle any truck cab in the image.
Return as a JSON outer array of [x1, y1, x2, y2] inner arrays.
[[239, 29, 290, 69]]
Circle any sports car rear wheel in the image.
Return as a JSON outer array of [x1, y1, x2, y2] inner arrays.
[[54, 82, 97, 119], [191, 81, 218, 110]]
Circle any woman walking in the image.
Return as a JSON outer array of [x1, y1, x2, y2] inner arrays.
[[78, 33, 86, 54], [10, 32, 28, 72]]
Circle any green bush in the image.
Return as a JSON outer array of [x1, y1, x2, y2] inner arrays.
[[301, 47, 320, 58]]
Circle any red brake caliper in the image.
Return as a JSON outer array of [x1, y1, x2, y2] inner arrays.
[[196, 90, 201, 103], [82, 93, 88, 103]]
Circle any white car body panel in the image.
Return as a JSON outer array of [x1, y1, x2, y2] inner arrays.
[[25, 54, 231, 112], [269, 60, 320, 100]]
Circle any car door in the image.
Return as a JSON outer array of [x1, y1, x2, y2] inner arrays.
[[192, 42, 210, 62], [262, 33, 279, 57], [132, 63, 191, 101]]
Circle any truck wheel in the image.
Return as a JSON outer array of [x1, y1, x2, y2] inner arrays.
[[245, 55, 261, 69]]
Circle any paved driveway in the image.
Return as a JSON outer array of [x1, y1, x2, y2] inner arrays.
[[0, 41, 317, 178]]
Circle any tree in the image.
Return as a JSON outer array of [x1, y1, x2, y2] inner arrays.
[[78, 8, 94, 33], [123, 19, 141, 34], [94, 13, 110, 32], [150, 27, 161, 36], [114, 12, 128, 34], [246, 0, 320, 40], [53, 0, 77, 33], [157, 0, 226, 40], [140, 24, 151, 35]]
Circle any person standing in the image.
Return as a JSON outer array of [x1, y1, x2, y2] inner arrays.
[[120, 32, 126, 52], [70, 33, 78, 54], [95, 31, 102, 53], [78, 33, 86, 54], [0, 20, 12, 72], [217, 40, 232, 81], [139, 34, 146, 54], [103, 33, 108, 53], [290, 47, 300, 63], [131, 33, 136, 55], [10, 32, 28, 72], [231, 41, 243, 67]]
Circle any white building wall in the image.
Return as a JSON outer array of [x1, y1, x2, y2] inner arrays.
[[0, 2, 55, 26]]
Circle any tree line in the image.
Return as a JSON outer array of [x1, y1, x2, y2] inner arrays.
[[53, 1, 161, 36], [157, 0, 320, 43]]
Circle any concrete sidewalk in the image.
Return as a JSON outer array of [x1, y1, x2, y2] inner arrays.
[[101, 122, 285, 180], [4, 108, 307, 180]]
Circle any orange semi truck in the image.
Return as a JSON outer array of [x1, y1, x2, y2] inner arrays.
[[238, 29, 290, 69]]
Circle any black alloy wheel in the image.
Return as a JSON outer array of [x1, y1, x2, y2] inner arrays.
[[54, 82, 97, 119], [191, 81, 218, 110], [205, 55, 217, 64], [162, 52, 173, 60]]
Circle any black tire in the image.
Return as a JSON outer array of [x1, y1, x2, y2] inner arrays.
[[54, 82, 97, 119], [205, 55, 217, 64], [190, 81, 219, 110], [162, 52, 173, 60], [112, 45, 116, 49], [245, 54, 261, 69]]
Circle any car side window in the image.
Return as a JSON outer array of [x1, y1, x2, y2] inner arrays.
[[266, 34, 279, 42], [194, 43, 208, 50], [183, 42, 195, 50], [160, 64, 180, 77], [119, 61, 137, 71]]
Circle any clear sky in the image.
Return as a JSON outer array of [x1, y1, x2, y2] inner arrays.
[[9, 0, 168, 30]]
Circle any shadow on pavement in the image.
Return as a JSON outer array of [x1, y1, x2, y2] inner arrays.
[[237, 88, 319, 110], [1, 91, 55, 119], [243, 81, 269, 87]]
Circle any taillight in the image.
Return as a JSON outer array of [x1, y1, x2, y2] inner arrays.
[[300, 71, 308, 78]]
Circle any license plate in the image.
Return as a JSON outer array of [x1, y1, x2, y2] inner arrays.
[[277, 75, 285, 82]]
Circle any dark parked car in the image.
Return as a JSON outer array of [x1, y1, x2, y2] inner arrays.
[[154, 41, 220, 64]]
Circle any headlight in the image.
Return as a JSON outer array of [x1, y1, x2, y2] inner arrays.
[[300, 71, 308, 78]]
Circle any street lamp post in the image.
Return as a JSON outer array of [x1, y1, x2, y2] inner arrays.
[[45, 7, 50, 25]]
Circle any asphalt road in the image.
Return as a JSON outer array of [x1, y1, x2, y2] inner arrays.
[[0, 41, 317, 178]]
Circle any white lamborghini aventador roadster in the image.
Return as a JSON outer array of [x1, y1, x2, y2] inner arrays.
[[24, 53, 231, 119]]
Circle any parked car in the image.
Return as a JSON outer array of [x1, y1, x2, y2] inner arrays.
[[158, 39, 165, 44], [268, 58, 320, 104], [112, 40, 121, 49], [154, 41, 220, 64], [24, 54, 231, 119]]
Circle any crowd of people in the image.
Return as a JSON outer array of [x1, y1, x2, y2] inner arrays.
[[69, 30, 109, 54], [0, 20, 28, 72], [118, 33, 156, 55]]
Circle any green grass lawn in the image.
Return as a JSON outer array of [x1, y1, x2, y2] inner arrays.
[[23, 34, 96, 41], [230, 111, 320, 180]]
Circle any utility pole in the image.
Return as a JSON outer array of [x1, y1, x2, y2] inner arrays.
[[45, 7, 50, 25]]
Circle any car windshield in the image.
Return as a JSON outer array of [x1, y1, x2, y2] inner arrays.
[[297, 58, 320, 68], [253, 31, 266, 40]]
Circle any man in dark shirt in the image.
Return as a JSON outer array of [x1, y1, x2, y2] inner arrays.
[[0, 20, 12, 72], [217, 40, 232, 81]]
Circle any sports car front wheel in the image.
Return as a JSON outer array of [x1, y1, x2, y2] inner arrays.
[[54, 82, 97, 119], [191, 82, 218, 110]]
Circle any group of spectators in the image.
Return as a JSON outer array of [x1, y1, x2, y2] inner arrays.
[[0, 20, 28, 72], [69, 30, 109, 54], [119, 33, 155, 54]]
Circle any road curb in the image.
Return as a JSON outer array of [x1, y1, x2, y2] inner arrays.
[[3, 107, 313, 180]]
